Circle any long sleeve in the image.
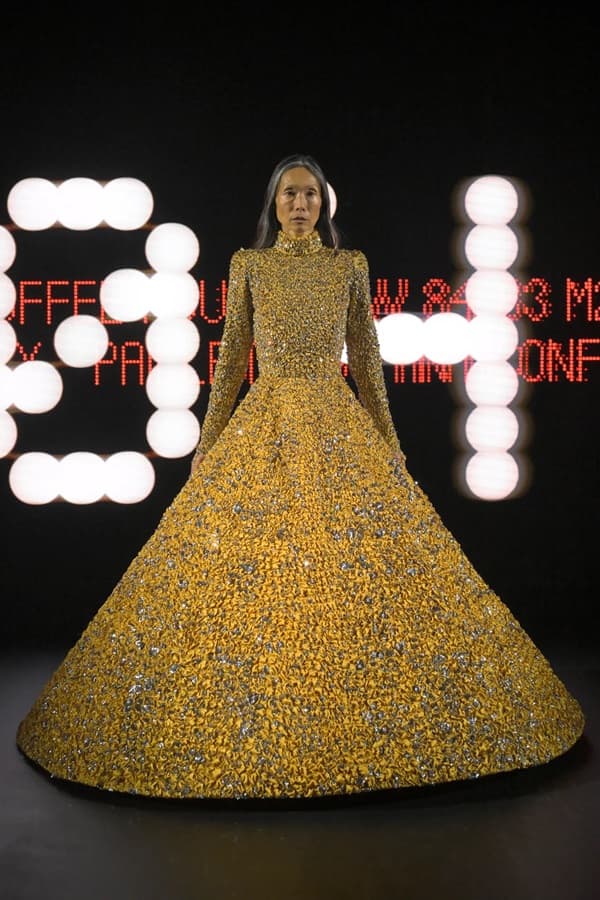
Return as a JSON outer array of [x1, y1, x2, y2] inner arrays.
[[345, 250, 403, 457], [196, 250, 254, 455]]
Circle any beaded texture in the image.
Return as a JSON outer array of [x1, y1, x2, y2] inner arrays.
[[16, 231, 584, 799]]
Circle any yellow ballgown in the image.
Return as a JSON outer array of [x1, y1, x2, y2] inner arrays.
[[16, 229, 585, 799]]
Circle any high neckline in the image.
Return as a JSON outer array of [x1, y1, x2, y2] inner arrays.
[[274, 230, 323, 256]]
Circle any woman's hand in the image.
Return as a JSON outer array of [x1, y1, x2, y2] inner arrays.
[[191, 452, 205, 476]]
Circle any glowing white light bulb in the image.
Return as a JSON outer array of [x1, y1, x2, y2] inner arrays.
[[9, 452, 61, 504], [465, 451, 520, 500], [464, 175, 519, 225], [145, 317, 200, 364], [145, 363, 200, 408], [102, 177, 154, 230], [377, 313, 424, 364], [147, 272, 200, 318], [0, 227, 16, 272], [465, 361, 519, 405], [465, 225, 519, 270], [0, 409, 17, 457], [422, 312, 470, 364], [105, 452, 155, 503], [58, 452, 106, 504], [146, 409, 200, 457], [0, 320, 17, 364], [465, 405, 519, 451], [100, 268, 150, 322], [0, 274, 16, 317], [7, 178, 59, 230], [145, 223, 200, 273], [465, 269, 519, 316], [54, 315, 110, 367], [12, 361, 63, 413], [57, 178, 105, 230]]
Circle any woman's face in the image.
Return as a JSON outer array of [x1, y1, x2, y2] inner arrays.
[[275, 166, 322, 236]]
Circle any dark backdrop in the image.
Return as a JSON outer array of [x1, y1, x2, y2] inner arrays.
[[1, 7, 598, 649]]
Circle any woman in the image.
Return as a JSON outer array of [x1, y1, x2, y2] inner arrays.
[[16, 153, 585, 800]]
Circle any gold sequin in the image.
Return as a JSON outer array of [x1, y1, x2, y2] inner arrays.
[[16, 231, 585, 799]]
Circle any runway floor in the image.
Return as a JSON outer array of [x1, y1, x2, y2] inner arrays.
[[1, 636, 598, 900]]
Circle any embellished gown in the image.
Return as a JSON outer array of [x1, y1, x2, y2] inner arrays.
[[16, 229, 585, 799]]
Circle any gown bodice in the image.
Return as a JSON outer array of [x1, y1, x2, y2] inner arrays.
[[197, 230, 402, 457]]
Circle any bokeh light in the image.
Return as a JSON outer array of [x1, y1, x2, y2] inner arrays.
[[147, 272, 200, 318], [0, 273, 16, 317], [7, 178, 58, 230], [464, 224, 519, 270], [102, 178, 154, 230], [105, 452, 155, 503], [54, 315, 110, 367], [58, 452, 106, 504], [0, 409, 17, 456], [377, 313, 424, 364], [465, 269, 519, 316], [465, 450, 520, 500], [0, 320, 17, 364], [465, 361, 520, 405], [465, 405, 519, 451], [145, 223, 200, 273], [12, 361, 63, 413], [9, 452, 61, 504], [145, 317, 200, 364], [145, 363, 200, 408], [422, 312, 470, 364], [57, 178, 105, 230], [100, 268, 150, 322], [464, 175, 519, 225], [146, 409, 200, 457], [0, 226, 16, 271]]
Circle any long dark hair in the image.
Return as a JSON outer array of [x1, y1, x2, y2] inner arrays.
[[251, 153, 341, 250]]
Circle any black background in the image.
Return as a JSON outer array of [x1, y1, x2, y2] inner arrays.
[[1, 6, 598, 648]]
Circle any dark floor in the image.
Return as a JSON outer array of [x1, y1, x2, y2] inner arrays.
[[1, 636, 598, 900]]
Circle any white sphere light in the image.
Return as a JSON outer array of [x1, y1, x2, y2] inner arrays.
[[145, 317, 200, 363], [465, 361, 519, 405], [148, 272, 200, 318], [0, 409, 17, 456], [102, 177, 154, 230], [0, 273, 16, 317], [464, 224, 519, 270], [100, 268, 150, 322], [327, 182, 337, 217], [146, 408, 200, 458], [54, 315, 110, 367], [0, 320, 17, 364], [57, 178, 105, 230], [465, 405, 519, 451], [469, 314, 519, 362], [0, 365, 14, 409], [145, 223, 200, 273], [464, 175, 519, 225], [465, 269, 519, 316], [7, 178, 58, 230], [59, 452, 106, 504], [9, 452, 61, 504], [0, 226, 17, 272], [105, 452, 155, 503], [465, 450, 520, 501], [377, 313, 424, 364], [422, 312, 470, 364], [145, 363, 200, 408], [12, 360, 63, 413]]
